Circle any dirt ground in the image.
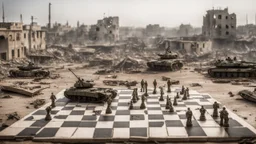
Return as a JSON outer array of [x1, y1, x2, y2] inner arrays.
[[0, 63, 256, 144]]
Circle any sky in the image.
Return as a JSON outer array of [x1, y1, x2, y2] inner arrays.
[[1, 0, 256, 27]]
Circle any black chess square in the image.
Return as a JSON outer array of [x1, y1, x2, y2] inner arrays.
[[184, 102, 199, 105], [62, 107, 74, 110], [93, 128, 113, 138], [149, 121, 164, 127], [70, 110, 85, 115], [51, 110, 59, 114], [79, 122, 97, 127], [99, 115, 115, 121], [36, 128, 58, 137], [116, 110, 130, 115], [147, 102, 159, 105], [24, 116, 34, 121], [61, 121, 80, 127], [130, 128, 147, 137], [17, 128, 41, 137], [113, 122, 129, 128], [54, 115, 68, 119], [118, 102, 129, 106], [185, 127, 206, 136], [147, 107, 161, 110], [166, 120, 183, 127], [31, 120, 49, 127], [119, 96, 131, 99], [225, 127, 256, 137], [82, 115, 97, 121], [111, 106, 117, 110], [162, 111, 176, 115], [215, 118, 242, 127], [56, 97, 69, 102], [201, 105, 213, 109], [130, 114, 145, 120], [86, 106, 95, 110], [148, 115, 164, 120], [55, 102, 67, 106], [32, 110, 46, 115]]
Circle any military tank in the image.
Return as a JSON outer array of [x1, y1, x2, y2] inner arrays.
[[238, 89, 256, 103], [147, 50, 183, 71], [64, 69, 117, 103], [208, 57, 256, 78], [9, 62, 50, 77]]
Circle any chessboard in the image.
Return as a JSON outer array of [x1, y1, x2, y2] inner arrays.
[[0, 87, 256, 143]]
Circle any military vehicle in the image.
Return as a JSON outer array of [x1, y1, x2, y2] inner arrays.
[[9, 62, 50, 77], [64, 69, 117, 103], [147, 50, 183, 71], [238, 89, 256, 103], [208, 57, 256, 78]]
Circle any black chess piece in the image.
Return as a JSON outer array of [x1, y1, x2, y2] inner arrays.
[[106, 98, 112, 114], [212, 101, 219, 118], [165, 95, 170, 109], [141, 79, 144, 92], [135, 88, 140, 100], [159, 87, 164, 101], [45, 106, 52, 121], [180, 86, 185, 95], [50, 92, 56, 108], [167, 79, 171, 93], [129, 100, 133, 110], [140, 94, 146, 109], [153, 79, 157, 94], [173, 96, 178, 106], [144, 81, 148, 97], [182, 90, 187, 100], [186, 107, 193, 127], [199, 106, 206, 121], [169, 98, 174, 112], [186, 88, 190, 97], [176, 92, 180, 98], [220, 107, 229, 127], [132, 89, 137, 103]]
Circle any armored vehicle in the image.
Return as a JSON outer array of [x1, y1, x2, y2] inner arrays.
[[238, 89, 256, 103], [147, 51, 183, 71], [64, 69, 117, 103], [208, 57, 256, 78], [9, 62, 50, 77]]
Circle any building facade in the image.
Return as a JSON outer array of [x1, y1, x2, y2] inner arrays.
[[89, 16, 119, 43], [145, 24, 164, 37], [202, 8, 236, 39]]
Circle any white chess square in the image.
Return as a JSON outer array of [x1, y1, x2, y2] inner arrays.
[[147, 110, 163, 115], [167, 127, 188, 137], [55, 127, 76, 138], [130, 110, 146, 115], [45, 121, 64, 127], [95, 121, 114, 128], [130, 120, 148, 128], [203, 127, 229, 137], [73, 107, 86, 111], [149, 127, 168, 137], [113, 128, 130, 138], [0, 127, 25, 136], [66, 115, 83, 121], [52, 106, 64, 111], [116, 106, 129, 110], [197, 120, 220, 127], [11, 121, 34, 128], [72, 128, 95, 138], [57, 110, 72, 115], [163, 114, 180, 120], [114, 115, 130, 121]]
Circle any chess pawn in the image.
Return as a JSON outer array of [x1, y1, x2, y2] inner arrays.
[[165, 95, 170, 109], [129, 100, 133, 110], [182, 90, 187, 100], [141, 79, 144, 92], [199, 106, 206, 121], [169, 98, 174, 112], [140, 94, 146, 109], [186, 88, 190, 97], [135, 88, 140, 100], [176, 92, 180, 98], [159, 87, 164, 101], [180, 86, 185, 95], [144, 81, 148, 97], [153, 79, 157, 94], [106, 98, 112, 114], [132, 90, 137, 103], [45, 106, 52, 121], [173, 96, 178, 106], [186, 107, 193, 127], [212, 102, 219, 118], [167, 79, 171, 93]]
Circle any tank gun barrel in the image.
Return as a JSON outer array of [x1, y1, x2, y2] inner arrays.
[[241, 61, 256, 64], [68, 68, 82, 81]]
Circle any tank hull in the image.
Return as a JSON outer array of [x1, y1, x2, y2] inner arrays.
[[9, 70, 50, 78], [208, 68, 256, 78], [147, 60, 183, 71], [238, 90, 256, 103], [64, 87, 117, 103]]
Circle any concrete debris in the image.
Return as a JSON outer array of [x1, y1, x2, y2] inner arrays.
[[190, 83, 203, 87], [30, 99, 46, 109], [94, 69, 114, 75], [6, 112, 20, 120], [1, 95, 12, 99], [103, 80, 138, 86], [162, 76, 170, 81], [113, 57, 146, 72], [228, 92, 234, 97], [212, 79, 231, 83], [105, 75, 117, 79]]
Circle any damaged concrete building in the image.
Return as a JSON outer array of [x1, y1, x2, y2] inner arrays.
[[202, 8, 236, 39], [145, 24, 164, 37], [89, 16, 119, 43], [0, 22, 25, 60]]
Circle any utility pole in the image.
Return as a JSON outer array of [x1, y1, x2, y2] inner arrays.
[[20, 14, 23, 23], [48, 3, 51, 29], [2, 2, 5, 23]]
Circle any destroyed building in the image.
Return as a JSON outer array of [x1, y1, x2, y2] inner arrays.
[[177, 24, 193, 37], [145, 24, 164, 37], [202, 8, 236, 39], [237, 24, 256, 37], [0, 22, 25, 60], [89, 16, 119, 43]]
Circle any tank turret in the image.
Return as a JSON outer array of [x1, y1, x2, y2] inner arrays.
[[68, 68, 94, 88], [157, 51, 178, 59]]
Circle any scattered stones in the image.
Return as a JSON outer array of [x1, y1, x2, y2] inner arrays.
[[6, 112, 20, 120], [30, 99, 45, 109], [228, 92, 234, 97], [1, 95, 12, 99]]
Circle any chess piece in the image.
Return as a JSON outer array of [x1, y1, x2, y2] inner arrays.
[[141, 79, 144, 92], [153, 79, 157, 94], [106, 98, 112, 114], [176, 92, 180, 98], [135, 88, 140, 100], [129, 100, 133, 110], [169, 98, 174, 112], [186, 87, 190, 97], [167, 79, 171, 92], [50, 92, 56, 108], [140, 94, 146, 109], [159, 87, 164, 101], [45, 106, 52, 121], [180, 85, 185, 95], [132, 89, 137, 103], [223, 110, 229, 127], [186, 107, 193, 127], [144, 81, 148, 96], [182, 90, 187, 100], [212, 101, 219, 118], [173, 96, 178, 106], [165, 95, 170, 109], [220, 107, 229, 127], [199, 106, 206, 121]]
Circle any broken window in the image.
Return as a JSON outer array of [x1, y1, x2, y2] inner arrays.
[[37, 31, 39, 38], [12, 50, 15, 58], [226, 25, 229, 29], [226, 16, 228, 19], [218, 15, 222, 19], [96, 27, 100, 31], [24, 33, 26, 39], [109, 31, 112, 34], [226, 31, 229, 35], [16, 33, 20, 41], [203, 43, 205, 48], [18, 49, 20, 57]]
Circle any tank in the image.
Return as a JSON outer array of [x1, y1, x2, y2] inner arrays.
[[64, 68, 117, 103], [9, 62, 50, 77], [147, 51, 183, 71], [238, 89, 256, 103], [208, 57, 256, 78]]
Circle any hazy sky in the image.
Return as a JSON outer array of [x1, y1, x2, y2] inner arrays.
[[1, 0, 256, 27]]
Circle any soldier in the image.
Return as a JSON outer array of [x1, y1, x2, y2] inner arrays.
[[141, 79, 145, 92], [213, 101, 219, 117], [220, 107, 229, 127], [50, 93, 56, 108]]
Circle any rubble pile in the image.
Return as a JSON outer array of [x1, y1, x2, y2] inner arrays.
[[30, 99, 46, 108], [113, 56, 146, 72]]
